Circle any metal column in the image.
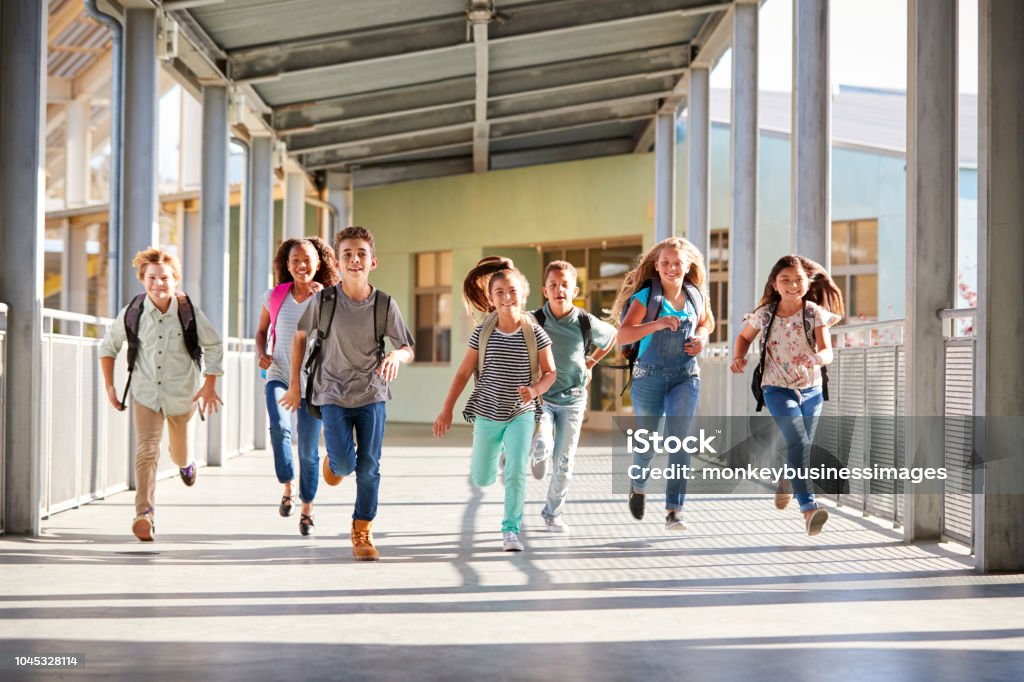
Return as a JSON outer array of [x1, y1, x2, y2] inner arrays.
[[0, 0, 46, 535], [686, 66, 711, 258], [69, 226, 90, 314], [121, 9, 159, 307], [654, 112, 677, 242], [65, 97, 92, 208], [200, 85, 230, 466], [975, 0, 1024, 572], [326, 171, 353, 239], [283, 172, 306, 240], [729, 0, 759, 417], [246, 136, 274, 450], [905, 0, 957, 543], [791, 0, 831, 264]]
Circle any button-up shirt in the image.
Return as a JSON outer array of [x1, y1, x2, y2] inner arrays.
[[99, 294, 224, 417]]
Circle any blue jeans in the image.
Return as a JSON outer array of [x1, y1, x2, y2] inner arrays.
[[265, 380, 322, 504], [530, 402, 586, 519], [763, 385, 824, 512], [630, 362, 701, 512], [320, 402, 387, 522]]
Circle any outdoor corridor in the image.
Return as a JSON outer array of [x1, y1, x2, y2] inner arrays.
[[1, 425, 1021, 681]]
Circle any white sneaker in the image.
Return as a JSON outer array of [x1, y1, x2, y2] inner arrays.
[[544, 516, 570, 533], [665, 511, 687, 532], [530, 455, 548, 480], [502, 531, 524, 551]]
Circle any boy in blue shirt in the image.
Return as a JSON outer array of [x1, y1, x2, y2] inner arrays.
[[529, 261, 616, 533]]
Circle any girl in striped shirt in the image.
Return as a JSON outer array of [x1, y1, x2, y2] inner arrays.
[[433, 257, 557, 552]]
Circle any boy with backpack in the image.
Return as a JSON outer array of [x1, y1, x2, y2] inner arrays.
[[528, 261, 617, 533], [99, 247, 224, 541], [278, 226, 414, 561]]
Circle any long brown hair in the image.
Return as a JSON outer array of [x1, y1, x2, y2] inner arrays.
[[273, 237, 340, 287], [462, 256, 530, 315], [757, 255, 845, 318], [610, 237, 714, 333]]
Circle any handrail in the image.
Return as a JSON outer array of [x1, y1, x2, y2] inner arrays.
[[832, 318, 905, 334], [42, 308, 114, 326], [938, 307, 976, 319]]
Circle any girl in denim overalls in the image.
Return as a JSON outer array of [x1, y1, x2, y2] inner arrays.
[[611, 238, 715, 531], [730, 255, 844, 536]]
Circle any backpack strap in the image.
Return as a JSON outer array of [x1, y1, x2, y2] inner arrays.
[[175, 292, 203, 367], [521, 313, 540, 385], [644, 278, 664, 325], [754, 304, 779, 412], [577, 308, 593, 351], [373, 289, 391, 366], [303, 286, 338, 411], [265, 282, 292, 354], [801, 300, 830, 402], [475, 311, 500, 379], [119, 294, 148, 410], [532, 307, 546, 328]]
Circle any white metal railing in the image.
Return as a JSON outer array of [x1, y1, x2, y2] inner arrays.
[[939, 307, 976, 546], [39, 310, 259, 518]]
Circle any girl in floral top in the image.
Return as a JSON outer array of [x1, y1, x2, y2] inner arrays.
[[730, 255, 844, 535]]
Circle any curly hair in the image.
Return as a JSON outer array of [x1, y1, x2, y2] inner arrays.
[[609, 237, 714, 334], [272, 237, 340, 287], [333, 226, 376, 255], [462, 256, 531, 315]]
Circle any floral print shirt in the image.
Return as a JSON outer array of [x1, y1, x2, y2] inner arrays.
[[743, 301, 841, 389]]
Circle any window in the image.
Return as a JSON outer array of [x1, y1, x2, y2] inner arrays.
[[831, 219, 879, 320], [414, 251, 452, 363], [707, 229, 729, 343]]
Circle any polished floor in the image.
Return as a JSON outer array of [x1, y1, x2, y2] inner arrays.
[[1, 425, 1022, 681]]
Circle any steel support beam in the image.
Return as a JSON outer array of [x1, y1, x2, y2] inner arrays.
[[686, 66, 711, 257], [122, 8, 160, 307], [246, 136, 273, 450], [975, 0, 1024, 572], [472, 19, 490, 173], [729, 0, 759, 418], [200, 85, 230, 466], [65, 97, 92, 207], [654, 112, 677, 242], [791, 0, 831, 263], [283, 172, 306, 240], [0, 0, 46, 535], [904, 0, 957, 544], [325, 171, 353, 237]]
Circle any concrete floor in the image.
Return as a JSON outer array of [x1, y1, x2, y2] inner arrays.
[[1, 424, 1022, 681]]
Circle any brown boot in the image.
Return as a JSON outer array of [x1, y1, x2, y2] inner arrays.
[[351, 519, 380, 561], [774, 479, 793, 510]]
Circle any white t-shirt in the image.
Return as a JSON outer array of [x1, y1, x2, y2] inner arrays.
[[261, 286, 316, 390]]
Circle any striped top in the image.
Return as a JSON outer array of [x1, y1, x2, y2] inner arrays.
[[463, 323, 552, 423], [260, 286, 315, 392]]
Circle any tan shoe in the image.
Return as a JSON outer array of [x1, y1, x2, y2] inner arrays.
[[351, 519, 380, 561], [322, 458, 343, 486], [803, 507, 829, 536], [774, 480, 793, 510], [132, 509, 154, 542]]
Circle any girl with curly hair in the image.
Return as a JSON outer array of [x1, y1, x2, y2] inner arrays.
[[255, 237, 339, 535]]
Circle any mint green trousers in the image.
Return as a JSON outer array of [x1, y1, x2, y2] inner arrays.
[[470, 412, 535, 533]]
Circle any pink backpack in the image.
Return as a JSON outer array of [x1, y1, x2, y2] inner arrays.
[[265, 282, 292, 354]]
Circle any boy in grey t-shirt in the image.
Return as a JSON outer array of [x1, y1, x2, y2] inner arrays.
[[280, 227, 414, 561]]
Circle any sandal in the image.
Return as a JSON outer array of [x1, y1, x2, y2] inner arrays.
[[279, 495, 294, 517], [299, 513, 314, 536]]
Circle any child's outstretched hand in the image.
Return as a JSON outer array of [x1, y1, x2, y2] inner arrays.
[[377, 351, 402, 382], [730, 357, 748, 374], [433, 411, 453, 438], [277, 385, 301, 412], [193, 384, 224, 415], [105, 385, 125, 411], [308, 281, 324, 294]]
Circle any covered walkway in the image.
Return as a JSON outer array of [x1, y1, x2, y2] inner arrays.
[[2, 426, 1022, 680]]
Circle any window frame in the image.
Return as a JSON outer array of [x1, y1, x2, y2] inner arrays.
[[412, 250, 453, 365]]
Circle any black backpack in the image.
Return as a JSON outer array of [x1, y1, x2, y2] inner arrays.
[[303, 286, 391, 419], [120, 292, 203, 410], [531, 306, 593, 352]]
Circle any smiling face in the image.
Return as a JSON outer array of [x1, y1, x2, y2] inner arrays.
[[287, 242, 320, 285], [773, 265, 810, 303], [488, 273, 525, 314], [335, 238, 376, 285], [543, 269, 579, 308], [142, 263, 177, 306], [653, 246, 688, 286]]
